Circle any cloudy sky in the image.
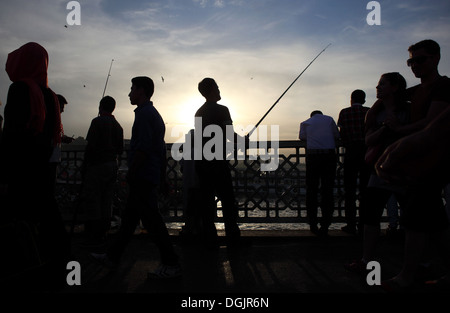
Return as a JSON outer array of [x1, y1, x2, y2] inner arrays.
[[1, 0, 450, 142]]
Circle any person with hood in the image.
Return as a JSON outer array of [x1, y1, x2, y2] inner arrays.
[[0, 42, 70, 291]]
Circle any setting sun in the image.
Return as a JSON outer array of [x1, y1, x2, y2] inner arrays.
[[176, 96, 203, 129], [166, 96, 203, 143]]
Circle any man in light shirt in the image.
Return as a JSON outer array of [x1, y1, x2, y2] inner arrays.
[[299, 110, 340, 236]]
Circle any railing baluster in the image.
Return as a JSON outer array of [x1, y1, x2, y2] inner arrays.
[[56, 141, 360, 225]]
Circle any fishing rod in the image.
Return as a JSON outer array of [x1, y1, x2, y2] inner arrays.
[[102, 59, 114, 98], [247, 43, 331, 137]]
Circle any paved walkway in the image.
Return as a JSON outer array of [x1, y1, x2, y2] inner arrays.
[[61, 228, 446, 296], [4, 228, 446, 311]]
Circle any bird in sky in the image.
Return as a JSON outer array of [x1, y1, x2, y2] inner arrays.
[[161, 76, 165, 83]]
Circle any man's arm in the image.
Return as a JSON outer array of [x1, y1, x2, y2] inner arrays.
[[127, 149, 147, 182], [222, 107, 249, 149], [386, 100, 448, 135], [127, 110, 154, 182], [299, 122, 307, 141], [331, 119, 340, 141], [116, 123, 124, 156], [376, 104, 450, 183]]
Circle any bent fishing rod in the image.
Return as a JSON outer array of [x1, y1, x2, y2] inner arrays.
[[247, 43, 332, 137], [102, 58, 114, 98]]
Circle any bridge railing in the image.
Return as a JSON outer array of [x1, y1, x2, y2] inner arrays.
[[57, 140, 356, 225]]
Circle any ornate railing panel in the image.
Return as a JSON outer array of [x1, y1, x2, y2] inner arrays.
[[57, 141, 354, 224]]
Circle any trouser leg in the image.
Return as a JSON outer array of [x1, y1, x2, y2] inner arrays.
[[306, 155, 320, 227], [140, 185, 178, 265], [319, 153, 337, 229], [344, 153, 358, 227], [108, 185, 141, 263]]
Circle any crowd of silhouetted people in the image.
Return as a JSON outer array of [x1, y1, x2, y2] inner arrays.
[[299, 39, 450, 292], [0, 39, 449, 293]]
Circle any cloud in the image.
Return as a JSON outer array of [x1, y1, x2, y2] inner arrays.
[[193, 0, 236, 8], [1, 0, 450, 142]]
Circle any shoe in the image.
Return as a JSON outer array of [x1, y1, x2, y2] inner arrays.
[[318, 227, 329, 237], [226, 236, 252, 249], [341, 225, 357, 235], [79, 239, 107, 253], [385, 226, 398, 239], [89, 252, 118, 270], [204, 237, 220, 250], [380, 278, 414, 293], [424, 277, 450, 292], [148, 263, 182, 279], [414, 263, 435, 282], [310, 225, 320, 236], [344, 259, 368, 275]]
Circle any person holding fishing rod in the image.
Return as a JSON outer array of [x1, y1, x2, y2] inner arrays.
[[189, 44, 330, 244], [194, 78, 250, 249]]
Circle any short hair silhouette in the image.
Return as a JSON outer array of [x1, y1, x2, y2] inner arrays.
[[351, 89, 366, 104], [57, 94, 68, 112], [408, 39, 440, 57], [57, 94, 67, 106], [100, 95, 116, 113], [131, 76, 154, 98], [381, 72, 407, 104], [310, 110, 323, 117], [198, 78, 217, 98]]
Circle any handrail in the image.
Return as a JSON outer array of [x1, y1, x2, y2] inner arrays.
[[56, 140, 355, 224]]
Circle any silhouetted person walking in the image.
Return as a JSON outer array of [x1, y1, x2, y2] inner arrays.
[[92, 77, 181, 278], [48, 94, 74, 195], [0, 101, 3, 140], [56, 94, 75, 145], [79, 96, 123, 252], [0, 42, 70, 291]]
